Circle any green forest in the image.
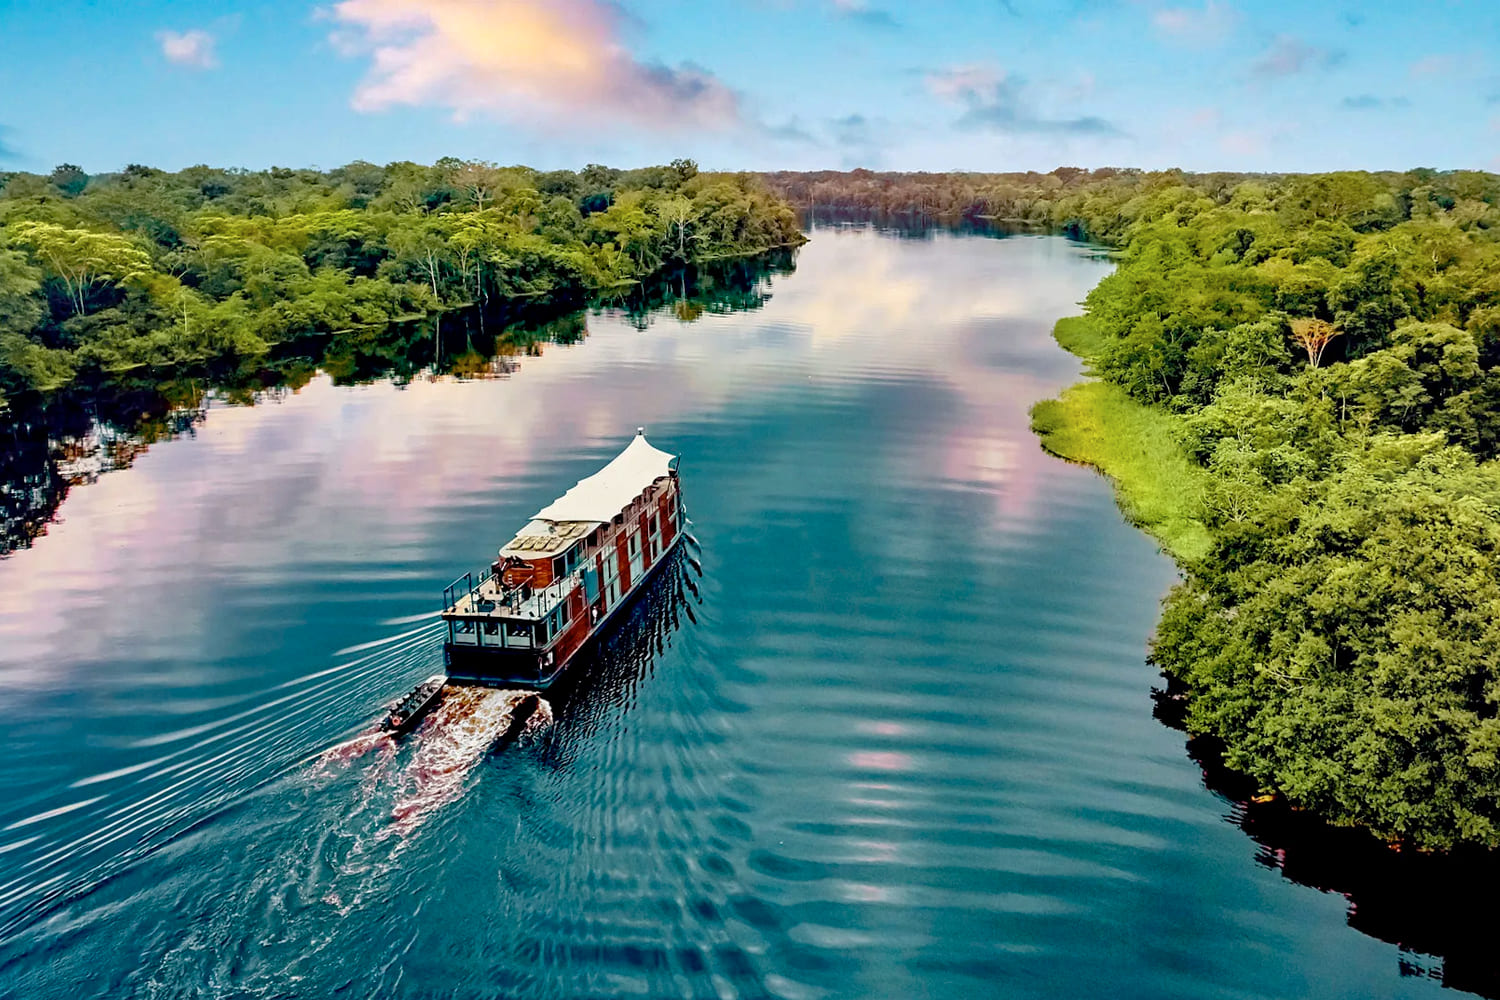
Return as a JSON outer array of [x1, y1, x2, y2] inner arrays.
[[0, 158, 802, 411], [766, 167, 1500, 849]]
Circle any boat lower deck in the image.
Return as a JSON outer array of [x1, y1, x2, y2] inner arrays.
[[444, 533, 684, 689]]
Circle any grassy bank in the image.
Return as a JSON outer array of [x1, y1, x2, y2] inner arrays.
[[1031, 317, 1212, 563]]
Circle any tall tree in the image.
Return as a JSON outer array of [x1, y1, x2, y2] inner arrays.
[[7, 222, 151, 316], [450, 160, 503, 213], [48, 163, 89, 198]]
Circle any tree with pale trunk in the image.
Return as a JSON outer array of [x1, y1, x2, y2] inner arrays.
[[654, 195, 701, 262], [7, 222, 152, 316], [450, 160, 503, 213], [1289, 317, 1342, 368]]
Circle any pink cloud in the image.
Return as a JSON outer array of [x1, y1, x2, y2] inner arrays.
[[1219, 129, 1268, 156], [1151, 1, 1237, 47], [157, 29, 218, 69], [1409, 54, 1457, 79], [925, 64, 1003, 102], [330, 0, 742, 130]]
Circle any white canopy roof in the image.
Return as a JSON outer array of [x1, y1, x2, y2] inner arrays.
[[532, 431, 676, 525]]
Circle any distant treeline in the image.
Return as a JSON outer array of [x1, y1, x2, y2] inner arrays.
[[0, 158, 803, 409], [761, 166, 1499, 243], [770, 167, 1500, 849]]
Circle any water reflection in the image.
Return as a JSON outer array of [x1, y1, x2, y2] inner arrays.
[[805, 206, 1035, 241], [1154, 688, 1500, 998], [0, 253, 793, 559]]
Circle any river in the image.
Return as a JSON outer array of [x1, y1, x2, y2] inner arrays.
[[0, 224, 1486, 999]]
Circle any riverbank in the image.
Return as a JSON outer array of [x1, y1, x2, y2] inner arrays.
[[1030, 316, 1212, 563], [0, 161, 804, 413]]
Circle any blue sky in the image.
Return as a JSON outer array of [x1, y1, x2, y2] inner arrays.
[[0, 0, 1495, 174]]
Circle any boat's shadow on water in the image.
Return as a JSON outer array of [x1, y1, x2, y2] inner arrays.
[[1152, 685, 1500, 999], [529, 544, 700, 761]]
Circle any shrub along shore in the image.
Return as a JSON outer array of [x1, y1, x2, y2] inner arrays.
[[763, 166, 1500, 850]]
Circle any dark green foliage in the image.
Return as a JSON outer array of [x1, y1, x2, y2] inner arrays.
[[953, 165, 1500, 848], [0, 159, 803, 404], [1154, 438, 1500, 847]]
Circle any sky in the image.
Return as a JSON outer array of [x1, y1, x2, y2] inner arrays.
[[0, 0, 1496, 175]]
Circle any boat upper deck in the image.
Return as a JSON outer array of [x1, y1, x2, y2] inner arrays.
[[500, 519, 595, 560], [446, 573, 578, 622]]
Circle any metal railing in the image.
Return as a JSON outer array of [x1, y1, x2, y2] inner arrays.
[[442, 567, 577, 622], [442, 570, 492, 613]]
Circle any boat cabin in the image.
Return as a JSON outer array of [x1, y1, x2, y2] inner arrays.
[[441, 430, 683, 684]]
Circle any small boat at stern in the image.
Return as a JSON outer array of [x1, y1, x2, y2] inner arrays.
[[383, 674, 445, 733], [440, 429, 687, 688]]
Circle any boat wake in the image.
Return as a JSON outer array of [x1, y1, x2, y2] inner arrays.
[[316, 730, 394, 767], [312, 682, 553, 834], [385, 686, 551, 835]]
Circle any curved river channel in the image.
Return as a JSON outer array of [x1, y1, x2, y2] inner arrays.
[[0, 225, 1490, 998]]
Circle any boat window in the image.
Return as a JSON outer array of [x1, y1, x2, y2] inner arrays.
[[535, 620, 549, 644], [483, 621, 499, 636], [457, 620, 475, 634], [506, 621, 531, 641], [552, 555, 566, 579]]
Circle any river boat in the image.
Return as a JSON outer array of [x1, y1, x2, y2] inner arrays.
[[440, 429, 689, 688], [382, 673, 446, 733]]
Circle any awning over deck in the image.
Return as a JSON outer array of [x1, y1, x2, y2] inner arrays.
[[532, 431, 676, 525]]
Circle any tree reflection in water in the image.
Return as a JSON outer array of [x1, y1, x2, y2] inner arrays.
[[1153, 684, 1500, 999], [0, 252, 793, 558]]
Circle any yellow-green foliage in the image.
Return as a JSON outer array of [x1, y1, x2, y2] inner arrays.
[[1032, 374, 1212, 562], [1050, 314, 1112, 365]]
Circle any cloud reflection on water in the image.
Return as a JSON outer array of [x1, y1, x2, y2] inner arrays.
[[0, 229, 1105, 681]]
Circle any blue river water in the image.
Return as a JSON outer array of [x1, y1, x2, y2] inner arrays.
[[0, 225, 1481, 998]]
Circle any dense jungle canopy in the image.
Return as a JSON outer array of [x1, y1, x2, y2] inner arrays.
[[0, 158, 802, 410]]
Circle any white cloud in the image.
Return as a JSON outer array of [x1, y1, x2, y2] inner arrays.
[[157, 29, 218, 70], [329, 0, 742, 132], [926, 64, 1123, 137]]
